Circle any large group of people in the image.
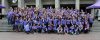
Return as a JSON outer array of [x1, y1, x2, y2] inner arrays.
[[7, 6, 94, 35]]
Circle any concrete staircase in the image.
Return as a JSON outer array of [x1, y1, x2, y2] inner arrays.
[[0, 18, 100, 32], [0, 18, 13, 32], [92, 20, 100, 32]]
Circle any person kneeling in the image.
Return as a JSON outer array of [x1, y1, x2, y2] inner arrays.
[[83, 22, 90, 34], [24, 23, 30, 34], [57, 25, 63, 34]]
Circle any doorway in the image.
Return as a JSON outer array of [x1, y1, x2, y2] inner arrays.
[[43, 5, 55, 9], [60, 4, 75, 9], [26, 5, 35, 8], [80, 4, 92, 13]]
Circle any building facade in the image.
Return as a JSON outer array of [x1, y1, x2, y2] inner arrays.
[[0, 0, 95, 15]]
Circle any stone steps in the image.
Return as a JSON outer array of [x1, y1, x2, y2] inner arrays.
[[91, 30, 100, 32], [92, 27, 100, 30], [91, 20, 100, 32], [91, 27, 100, 32], [0, 27, 13, 32], [0, 18, 100, 32], [0, 18, 13, 32]]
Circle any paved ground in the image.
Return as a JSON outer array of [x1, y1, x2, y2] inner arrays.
[[0, 32, 100, 40]]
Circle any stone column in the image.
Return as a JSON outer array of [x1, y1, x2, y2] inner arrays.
[[18, 0, 25, 8], [55, 0, 60, 9], [75, 0, 80, 10], [91, 9, 95, 19], [2, 0, 9, 15], [36, 0, 42, 8], [98, 9, 100, 20]]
